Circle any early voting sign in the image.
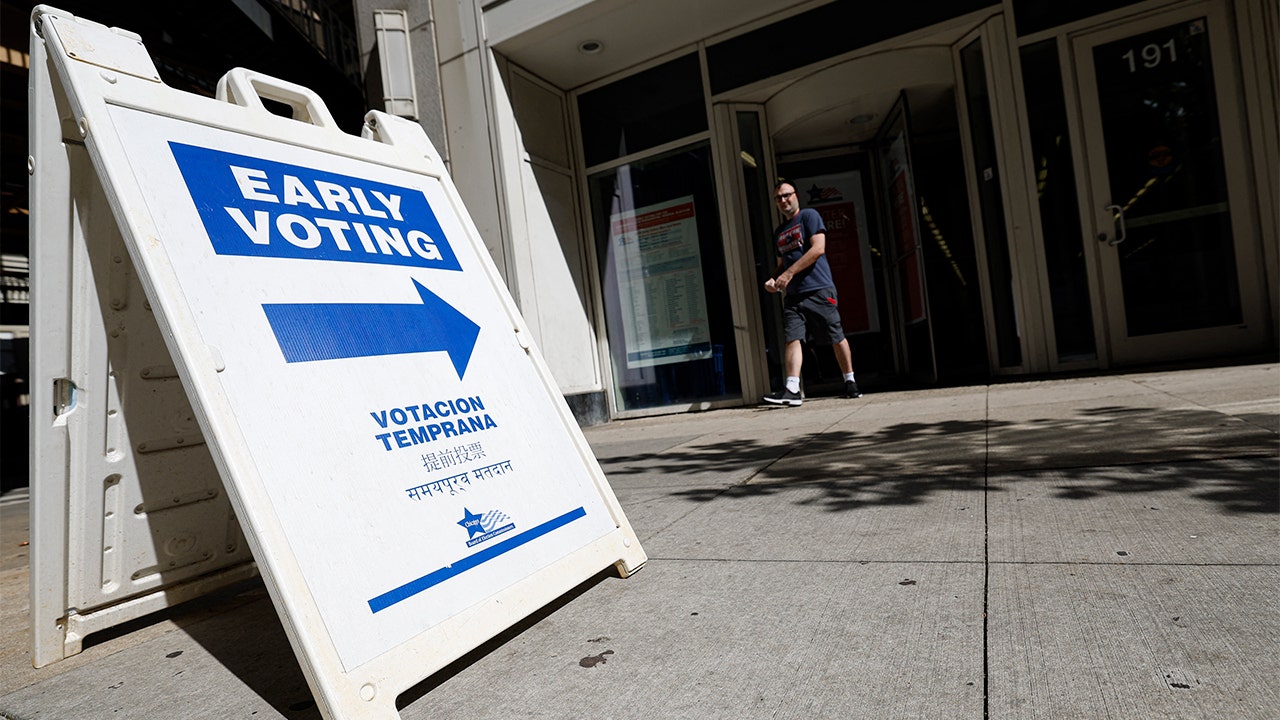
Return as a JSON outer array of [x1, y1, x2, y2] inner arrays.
[[29, 7, 644, 718]]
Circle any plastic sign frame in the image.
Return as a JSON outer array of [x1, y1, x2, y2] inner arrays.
[[28, 6, 645, 718]]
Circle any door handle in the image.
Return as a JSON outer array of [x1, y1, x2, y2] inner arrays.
[[1104, 204, 1126, 246]]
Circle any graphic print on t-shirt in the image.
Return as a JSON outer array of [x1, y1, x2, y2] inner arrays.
[[777, 223, 804, 254]]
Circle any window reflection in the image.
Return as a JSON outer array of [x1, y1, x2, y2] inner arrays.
[[589, 144, 741, 410]]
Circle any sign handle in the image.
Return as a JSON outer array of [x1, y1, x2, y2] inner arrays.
[[215, 67, 338, 130]]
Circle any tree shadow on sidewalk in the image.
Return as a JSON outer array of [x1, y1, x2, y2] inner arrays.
[[594, 405, 1278, 517]]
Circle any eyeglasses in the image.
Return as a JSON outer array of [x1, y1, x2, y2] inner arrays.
[[774, 192, 795, 202]]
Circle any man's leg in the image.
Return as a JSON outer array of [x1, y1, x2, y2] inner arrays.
[[832, 338, 853, 375], [763, 339, 806, 406], [833, 338, 862, 398], [764, 300, 807, 406], [785, 339, 804, 377]]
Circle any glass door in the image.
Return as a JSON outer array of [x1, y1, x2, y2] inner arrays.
[[1073, 2, 1267, 363], [729, 107, 785, 398], [875, 93, 938, 382]]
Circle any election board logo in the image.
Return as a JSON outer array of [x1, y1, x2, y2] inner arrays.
[[458, 507, 517, 548], [366, 505, 588, 613], [168, 142, 481, 378], [806, 184, 843, 204]]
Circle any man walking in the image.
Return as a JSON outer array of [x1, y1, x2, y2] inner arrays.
[[762, 181, 861, 406]]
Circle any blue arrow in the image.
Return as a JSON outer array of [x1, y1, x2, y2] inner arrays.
[[262, 279, 480, 378]]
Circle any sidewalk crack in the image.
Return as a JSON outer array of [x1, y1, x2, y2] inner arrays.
[[983, 385, 991, 720]]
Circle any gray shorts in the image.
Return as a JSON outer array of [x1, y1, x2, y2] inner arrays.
[[783, 287, 846, 344]]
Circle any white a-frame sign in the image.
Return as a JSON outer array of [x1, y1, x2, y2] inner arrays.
[[27, 6, 646, 717]]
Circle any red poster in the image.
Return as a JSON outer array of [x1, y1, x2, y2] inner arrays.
[[890, 170, 926, 324], [793, 173, 879, 335], [816, 202, 872, 333]]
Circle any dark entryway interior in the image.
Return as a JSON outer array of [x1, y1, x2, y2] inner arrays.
[[775, 92, 990, 394]]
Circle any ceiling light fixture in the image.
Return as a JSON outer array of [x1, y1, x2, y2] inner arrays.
[[578, 39, 604, 55]]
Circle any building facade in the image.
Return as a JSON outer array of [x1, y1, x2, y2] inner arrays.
[[3, 0, 1276, 438], [0, 0, 371, 489], [352, 0, 1279, 423]]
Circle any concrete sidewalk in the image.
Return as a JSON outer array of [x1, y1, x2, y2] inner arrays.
[[2, 362, 1277, 719]]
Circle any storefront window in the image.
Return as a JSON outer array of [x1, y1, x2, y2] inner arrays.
[[588, 144, 741, 411], [577, 54, 706, 168]]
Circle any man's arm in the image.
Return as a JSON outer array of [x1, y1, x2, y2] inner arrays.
[[774, 231, 826, 293], [765, 257, 784, 293]]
